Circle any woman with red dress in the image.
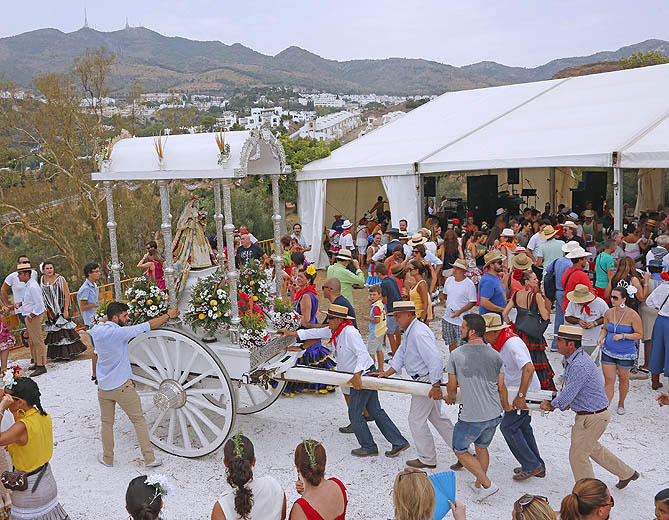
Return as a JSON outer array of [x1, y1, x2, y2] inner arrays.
[[137, 249, 166, 290]]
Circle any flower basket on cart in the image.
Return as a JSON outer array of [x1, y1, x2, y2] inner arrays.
[[238, 259, 272, 309], [269, 298, 301, 331], [125, 277, 169, 325], [239, 311, 269, 351], [184, 271, 231, 341]]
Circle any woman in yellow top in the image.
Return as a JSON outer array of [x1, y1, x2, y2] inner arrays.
[[0, 376, 69, 520], [407, 260, 432, 325]]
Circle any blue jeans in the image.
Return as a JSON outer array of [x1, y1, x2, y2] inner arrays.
[[500, 410, 545, 472], [348, 366, 408, 452], [552, 290, 565, 348], [452, 416, 501, 453]]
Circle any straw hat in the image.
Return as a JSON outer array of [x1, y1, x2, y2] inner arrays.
[[452, 258, 469, 271], [326, 303, 355, 320], [566, 284, 596, 304], [511, 253, 532, 271], [335, 249, 353, 261], [513, 246, 527, 254], [563, 221, 578, 230], [408, 233, 427, 246], [583, 210, 595, 218], [341, 219, 353, 229], [568, 212, 579, 220], [16, 262, 32, 272], [557, 324, 582, 341], [501, 228, 515, 237], [483, 313, 510, 332], [540, 225, 558, 240], [399, 231, 409, 240], [391, 300, 416, 315], [390, 264, 406, 277], [561, 240, 581, 253], [566, 247, 591, 259], [483, 249, 506, 267], [495, 208, 505, 216]]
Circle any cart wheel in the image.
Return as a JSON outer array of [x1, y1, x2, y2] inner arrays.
[[129, 328, 236, 458], [235, 379, 286, 415]]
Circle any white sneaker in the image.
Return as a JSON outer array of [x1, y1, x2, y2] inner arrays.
[[145, 459, 163, 468], [97, 454, 113, 467], [475, 481, 499, 503], [617, 407, 626, 415]]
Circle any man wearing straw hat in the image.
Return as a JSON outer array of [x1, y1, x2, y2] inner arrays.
[[16, 261, 48, 377], [280, 303, 409, 458], [371, 300, 455, 469], [561, 247, 594, 314], [565, 284, 608, 364], [535, 225, 562, 273], [478, 250, 507, 317], [544, 240, 581, 351], [540, 325, 639, 487], [483, 313, 545, 481], [442, 258, 476, 352], [326, 248, 365, 306]]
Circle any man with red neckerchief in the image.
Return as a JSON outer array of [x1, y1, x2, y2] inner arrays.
[[561, 247, 594, 313], [278, 303, 409, 459]]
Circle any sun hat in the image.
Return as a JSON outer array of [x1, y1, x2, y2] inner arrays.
[[540, 225, 559, 240], [561, 240, 581, 253], [568, 212, 579, 220], [583, 210, 595, 218], [566, 284, 596, 304], [566, 247, 591, 259], [496, 208, 505, 216], [408, 233, 427, 246], [341, 219, 353, 229], [557, 324, 582, 341], [326, 303, 355, 320], [483, 249, 506, 267], [399, 230, 409, 240], [513, 246, 527, 254], [387, 227, 400, 237], [511, 253, 533, 271], [335, 249, 353, 261], [452, 258, 470, 271], [563, 221, 578, 230], [483, 313, 510, 332], [390, 300, 416, 315], [648, 218, 657, 226], [390, 264, 406, 277], [16, 262, 32, 272], [501, 228, 515, 237]]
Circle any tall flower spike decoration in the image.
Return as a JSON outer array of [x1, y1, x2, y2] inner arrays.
[[232, 430, 244, 458], [303, 439, 321, 468]]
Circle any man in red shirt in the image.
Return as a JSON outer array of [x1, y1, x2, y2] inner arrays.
[[561, 247, 594, 313]]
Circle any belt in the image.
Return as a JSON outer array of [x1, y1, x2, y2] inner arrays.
[[26, 463, 48, 477], [575, 408, 608, 416], [411, 374, 428, 380]]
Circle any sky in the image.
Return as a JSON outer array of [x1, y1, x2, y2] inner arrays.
[[0, 1, 667, 67]]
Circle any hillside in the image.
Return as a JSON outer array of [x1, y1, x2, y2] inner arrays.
[[0, 26, 666, 95]]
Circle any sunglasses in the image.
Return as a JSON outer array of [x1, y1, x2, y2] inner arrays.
[[610, 295, 620, 301], [398, 470, 427, 480], [321, 286, 331, 290], [514, 495, 549, 519]]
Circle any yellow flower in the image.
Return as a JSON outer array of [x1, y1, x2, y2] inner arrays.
[[252, 296, 258, 301], [146, 299, 153, 306], [198, 313, 206, 320], [156, 296, 161, 301], [217, 312, 222, 317], [306, 265, 316, 276], [249, 280, 255, 286], [210, 299, 218, 306], [131, 299, 137, 303]]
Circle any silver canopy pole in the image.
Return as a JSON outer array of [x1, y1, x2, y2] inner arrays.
[[270, 174, 283, 297], [103, 181, 122, 300], [158, 180, 177, 308], [223, 180, 240, 342], [213, 180, 225, 267]]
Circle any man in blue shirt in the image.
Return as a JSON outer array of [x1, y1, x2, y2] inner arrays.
[[478, 250, 507, 317], [541, 325, 638, 487], [77, 262, 101, 382], [544, 241, 578, 351], [91, 301, 179, 468], [376, 263, 403, 354]]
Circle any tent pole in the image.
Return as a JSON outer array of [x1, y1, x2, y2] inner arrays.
[[613, 166, 623, 231], [549, 167, 556, 212]]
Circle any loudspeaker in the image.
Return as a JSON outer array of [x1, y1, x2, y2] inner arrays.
[[507, 168, 520, 185], [572, 171, 608, 214], [424, 176, 436, 197], [467, 175, 498, 225]]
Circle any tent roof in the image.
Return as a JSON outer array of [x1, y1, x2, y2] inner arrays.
[[298, 63, 669, 181]]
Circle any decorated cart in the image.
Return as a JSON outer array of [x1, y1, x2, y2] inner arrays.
[[93, 122, 555, 459]]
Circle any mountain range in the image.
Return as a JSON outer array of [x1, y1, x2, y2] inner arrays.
[[0, 26, 668, 95]]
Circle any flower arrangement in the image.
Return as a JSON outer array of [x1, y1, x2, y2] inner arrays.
[[238, 292, 264, 317], [238, 259, 272, 309], [238, 310, 269, 351], [145, 473, 174, 502], [90, 300, 110, 327], [125, 277, 169, 325], [2, 366, 20, 389], [270, 297, 301, 331], [185, 271, 231, 336], [215, 131, 231, 164]]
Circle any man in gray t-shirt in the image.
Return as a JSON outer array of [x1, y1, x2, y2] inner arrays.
[[445, 313, 510, 503]]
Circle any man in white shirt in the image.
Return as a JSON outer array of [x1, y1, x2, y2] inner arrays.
[[526, 220, 551, 263], [280, 303, 409, 458], [339, 220, 355, 252], [291, 223, 311, 252], [442, 259, 477, 351], [16, 262, 48, 377], [483, 313, 545, 480], [565, 284, 608, 364], [373, 300, 455, 469], [1, 255, 38, 347]]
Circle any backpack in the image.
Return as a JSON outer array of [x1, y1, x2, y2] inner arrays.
[[543, 261, 557, 302]]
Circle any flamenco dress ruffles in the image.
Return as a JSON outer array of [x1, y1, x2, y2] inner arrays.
[[365, 260, 380, 286], [283, 289, 337, 396], [42, 276, 87, 361]]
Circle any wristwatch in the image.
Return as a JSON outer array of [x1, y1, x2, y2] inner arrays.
[[517, 392, 525, 398]]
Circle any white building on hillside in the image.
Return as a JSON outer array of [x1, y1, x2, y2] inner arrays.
[[239, 107, 284, 130], [298, 111, 361, 141]]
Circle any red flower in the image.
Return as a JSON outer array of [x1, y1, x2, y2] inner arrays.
[[661, 272, 669, 282]]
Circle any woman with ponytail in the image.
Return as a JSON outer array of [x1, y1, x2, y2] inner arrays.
[[212, 433, 285, 520], [559, 478, 614, 520], [290, 440, 347, 520], [125, 475, 164, 520], [0, 375, 69, 519]]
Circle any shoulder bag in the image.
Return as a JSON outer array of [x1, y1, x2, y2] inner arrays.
[[515, 292, 550, 338]]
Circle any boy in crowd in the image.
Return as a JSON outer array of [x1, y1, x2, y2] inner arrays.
[[363, 285, 386, 371]]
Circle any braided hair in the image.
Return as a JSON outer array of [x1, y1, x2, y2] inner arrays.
[[125, 476, 162, 520], [223, 433, 255, 520], [10, 377, 46, 416]]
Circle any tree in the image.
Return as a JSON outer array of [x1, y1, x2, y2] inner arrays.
[[619, 51, 669, 69], [127, 81, 143, 136], [199, 115, 217, 132], [73, 47, 115, 123]]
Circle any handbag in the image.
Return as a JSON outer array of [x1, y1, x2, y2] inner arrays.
[[515, 292, 550, 338], [1, 463, 47, 492]]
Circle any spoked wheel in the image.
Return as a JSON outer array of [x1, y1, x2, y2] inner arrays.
[[128, 328, 236, 458], [234, 379, 286, 415]]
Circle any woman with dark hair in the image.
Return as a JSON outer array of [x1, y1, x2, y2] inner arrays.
[[290, 440, 346, 520], [212, 434, 285, 520], [125, 475, 163, 520], [597, 286, 643, 415], [40, 260, 87, 361], [440, 230, 462, 276], [283, 267, 336, 396], [0, 376, 69, 520], [137, 249, 166, 290], [408, 260, 432, 324], [468, 232, 488, 268], [411, 245, 437, 293], [503, 270, 556, 391], [655, 488, 669, 520], [559, 478, 613, 520]]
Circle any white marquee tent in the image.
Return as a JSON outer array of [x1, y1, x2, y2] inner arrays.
[[297, 63, 669, 268]]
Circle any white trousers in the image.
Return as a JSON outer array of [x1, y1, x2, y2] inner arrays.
[[409, 394, 454, 465]]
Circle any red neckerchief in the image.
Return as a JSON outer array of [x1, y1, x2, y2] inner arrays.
[[342, 229, 351, 237], [330, 320, 353, 348], [580, 303, 591, 316], [294, 284, 317, 303], [493, 327, 519, 352]]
